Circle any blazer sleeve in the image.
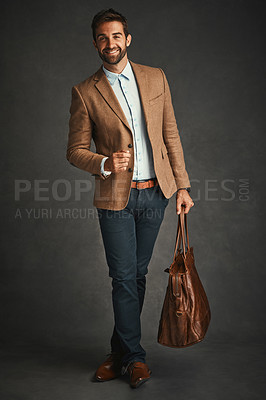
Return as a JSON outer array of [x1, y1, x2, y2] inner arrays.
[[66, 85, 108, 179], [159, 68, 191, 190]]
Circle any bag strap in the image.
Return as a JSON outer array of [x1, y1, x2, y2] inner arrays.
[[182, 211, 190, 249], [173, 207, 190, 260]]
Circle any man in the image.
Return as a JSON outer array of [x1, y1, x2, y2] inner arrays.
[[67, 9, 194, 388]]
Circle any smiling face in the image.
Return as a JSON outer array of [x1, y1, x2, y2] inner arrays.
[[93, 21, 132, 71]]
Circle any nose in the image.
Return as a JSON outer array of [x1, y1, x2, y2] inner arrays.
[[106, 37, 116, 48]]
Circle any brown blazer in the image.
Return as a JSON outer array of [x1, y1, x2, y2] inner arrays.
[[67, 60, 190, 210]]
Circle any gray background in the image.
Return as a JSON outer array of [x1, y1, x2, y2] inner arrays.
[[1, 0, 265, 399]]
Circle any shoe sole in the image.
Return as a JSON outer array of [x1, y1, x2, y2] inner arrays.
[[130, 370, 152, 389]]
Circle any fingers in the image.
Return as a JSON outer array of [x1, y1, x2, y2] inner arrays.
[[112, 150, 131, 173], [176, 202, 194, 215], [176, 199, 182, 215], [115, 150, 131, 158], [183, 201, 194, 214], [176, 192, 194, 214]]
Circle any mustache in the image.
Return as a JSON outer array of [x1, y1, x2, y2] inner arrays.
[[103, 47, 121, 52]]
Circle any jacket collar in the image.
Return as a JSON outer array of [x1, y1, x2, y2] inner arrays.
[[102, 60, 132, 85], [93, 60, 149, 131]]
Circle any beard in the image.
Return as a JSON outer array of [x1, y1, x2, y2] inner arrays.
[[98, 45, 127, 65]]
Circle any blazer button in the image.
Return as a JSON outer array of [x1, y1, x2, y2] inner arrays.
[[128, 143, 133, 148], [128, 168, 133, 172]]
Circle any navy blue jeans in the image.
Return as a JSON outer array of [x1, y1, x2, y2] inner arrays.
[[97, 184, 169, 370]]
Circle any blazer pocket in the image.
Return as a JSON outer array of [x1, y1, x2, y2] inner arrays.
[[149, 92, 163, 105]]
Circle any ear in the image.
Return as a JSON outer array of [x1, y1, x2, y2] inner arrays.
[[126, 34, 132, 47], [93, 40, 98, 50]]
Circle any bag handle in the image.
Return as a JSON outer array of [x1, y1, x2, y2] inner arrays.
[[173, 207, 190, 259], [179, 210, 190, 250]]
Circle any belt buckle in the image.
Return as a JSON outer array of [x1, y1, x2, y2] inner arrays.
[[134, 179, 156, 189], [136, 180, 144, 189]]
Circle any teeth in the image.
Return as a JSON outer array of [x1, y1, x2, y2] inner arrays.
[[105, 49, 118, 54]]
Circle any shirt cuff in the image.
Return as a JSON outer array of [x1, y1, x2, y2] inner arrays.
[[100, 157, 112, 177]]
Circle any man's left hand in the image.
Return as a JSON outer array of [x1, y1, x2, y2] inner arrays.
[[176, 189, 194, 214]]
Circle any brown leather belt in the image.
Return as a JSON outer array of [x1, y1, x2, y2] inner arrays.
[[131, 178, 158, 189]]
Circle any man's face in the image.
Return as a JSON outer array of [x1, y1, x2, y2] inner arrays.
[[93, 21, 131, 65]]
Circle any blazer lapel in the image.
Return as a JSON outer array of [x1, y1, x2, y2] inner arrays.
[[129, 61, 150, 128], [93, 67, 131, 132]]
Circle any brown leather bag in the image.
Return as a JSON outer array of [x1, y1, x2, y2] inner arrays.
[[158, 209, 211, 347]]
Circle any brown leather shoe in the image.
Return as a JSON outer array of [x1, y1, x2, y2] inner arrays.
[[95, 353, 123, 382], [127, 361, 152, 388]]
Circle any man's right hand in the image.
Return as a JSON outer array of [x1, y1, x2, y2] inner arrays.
[[104, 150, 131, 173]]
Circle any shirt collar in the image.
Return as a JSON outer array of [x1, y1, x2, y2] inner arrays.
[[102, 60, 133, 85]]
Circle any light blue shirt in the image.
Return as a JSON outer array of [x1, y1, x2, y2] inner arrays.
[[101, 60, 155, 180]]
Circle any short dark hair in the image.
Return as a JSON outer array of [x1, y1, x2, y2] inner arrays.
[[91, 8, 129, 41]]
